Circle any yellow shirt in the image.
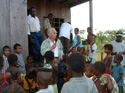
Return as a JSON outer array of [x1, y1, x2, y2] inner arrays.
[[23, 78, 35, 90]]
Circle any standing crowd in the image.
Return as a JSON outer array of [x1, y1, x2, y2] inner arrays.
[[0, 7, 125, 93]]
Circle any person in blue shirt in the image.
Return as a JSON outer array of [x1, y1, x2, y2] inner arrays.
[[73, 28, 83, 48], [112, 55, 124, 93]]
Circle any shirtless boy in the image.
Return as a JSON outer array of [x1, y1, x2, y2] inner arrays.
[[101, 44, 113, 75], [45, 51, 58, 93], [6, 54, 22, 84]]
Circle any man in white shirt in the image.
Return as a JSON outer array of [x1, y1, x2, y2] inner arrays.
[[27, 7, 43, 64], [111, 31, 125, 67], [59, 22, 73, 54], [41, 28, 64, 63]]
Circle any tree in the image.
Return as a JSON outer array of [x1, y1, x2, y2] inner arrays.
[[79, 29, 85, 40]]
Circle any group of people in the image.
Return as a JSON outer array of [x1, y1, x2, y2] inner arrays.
[[0, 6, 124, 93]]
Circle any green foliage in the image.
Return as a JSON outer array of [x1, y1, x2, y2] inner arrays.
[[96, 29, 125, 61], [79, 29, 85, 40]]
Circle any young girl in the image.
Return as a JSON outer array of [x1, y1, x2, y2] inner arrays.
[[0, 55, 12, 87], [23, 68, 36, 93]]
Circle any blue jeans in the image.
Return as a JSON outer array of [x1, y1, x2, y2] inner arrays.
[[31, 31, 43, 55]]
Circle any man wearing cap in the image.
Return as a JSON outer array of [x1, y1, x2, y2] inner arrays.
[[41, 27, 64, 63], [111, 31, 125, 67]]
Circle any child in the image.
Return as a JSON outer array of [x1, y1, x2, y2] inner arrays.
[[45, 51, 58, 93], [85, 64, 93, 78], [79, 47, 86, 55], [6, 54, 22, 84], [87, 27, 96, 44], [93, 61, 118, 93], [36, 68, 54, 93], [25, 55, 34, 72], [14, 43, 26, 74], [88, 38, 97, 64], [61, 53, 98, 93], [23, 68, 36, 93], [101, 44, 113, 75], [112, 55, 124, 93], [0, 55, 12, 87], [1, 46, 10, 73]]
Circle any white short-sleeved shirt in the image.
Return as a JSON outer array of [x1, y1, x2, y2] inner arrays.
[[59, 22, 73, 39], [111, 40, 125, 66], [27, 14, 41, 35], [88, 44, 97, 59], [36, 85, 54, 93], [50, 39, 59, 57]]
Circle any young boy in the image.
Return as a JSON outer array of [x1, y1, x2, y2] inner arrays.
[[0, 55, 12, 87], [61, 53, 98, 93], [36, 68, 54, 93], [85, 64, 93, 78], [45, 51, 58, 93], [112, 55, 124, 93], [6, 54, 22, 84], [93, 61, 118, 93], [14, 43, 26, 74], [101, 44, 113, 75], [88, 38, 97, 64], [87, 27, 96, 44], [1, 46, 10, 73]]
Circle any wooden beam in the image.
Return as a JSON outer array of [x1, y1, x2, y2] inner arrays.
[[69, 0, 90, 7]]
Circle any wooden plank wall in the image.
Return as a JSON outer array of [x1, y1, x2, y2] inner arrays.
[[27, 0, 71, 34], [0, 0, 28, 62]]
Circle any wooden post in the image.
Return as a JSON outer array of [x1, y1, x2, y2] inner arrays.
[[0, 0, 28, 62], [89, 0, 93, 32]]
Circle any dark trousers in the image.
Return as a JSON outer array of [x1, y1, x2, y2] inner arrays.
[[30, 32, 43, 63], [59, 36, 70, 54]]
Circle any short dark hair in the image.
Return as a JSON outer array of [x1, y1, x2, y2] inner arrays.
[[14, 43, 21, 49], [27, 55, 33, 61], [45, 51, 54, 61], [29, 7, 36, 14], [115, 55, 123, 62], [68, 53, 85, 73], [48, 13, 53, 17], [104, 44, 113, 51], [0, 55, 4, 67], [75, 28, 79, 32], [3, 46, 10, 51], [87, 27, 91, 30], [94, 61, 106, 74], [8, 54, 18, 65], [85, 64, 93, 72]]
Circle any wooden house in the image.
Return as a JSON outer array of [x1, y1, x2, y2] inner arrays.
[[0, 0, 92, 61]]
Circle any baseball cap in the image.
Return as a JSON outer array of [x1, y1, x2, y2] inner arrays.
[[116, 31, 123, 37]]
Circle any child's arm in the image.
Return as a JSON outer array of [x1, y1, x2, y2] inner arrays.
[[90, 43, 94, 53], [116, 73, 123, 83], [17, 70, 22, 84], [106, 75, 113, 91], [101, 52, 104, 61]]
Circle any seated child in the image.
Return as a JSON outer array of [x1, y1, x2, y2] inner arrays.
[[0, 55, 12, 87], [87, 27, 96, 44], [112, 55, 124, 93], [1, 46, 10, 73], [45, 51, 58, 93], [101, 44, 113, 75], [23, 68, 36, 93], [93, 61, 118, 93], [36, 68, 54, 93], [25, 55, 34, 72], [14, 43, 26, 74], [88, 38, 97, 64], [6, 54, 22, 84], [61, 53, 98, 93], [79, 47, 86, 55]]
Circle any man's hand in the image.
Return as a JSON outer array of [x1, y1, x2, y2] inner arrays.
[[30, 38, 34, 44], [50, 43, 56, 50], [59, 55, 63, 60]]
